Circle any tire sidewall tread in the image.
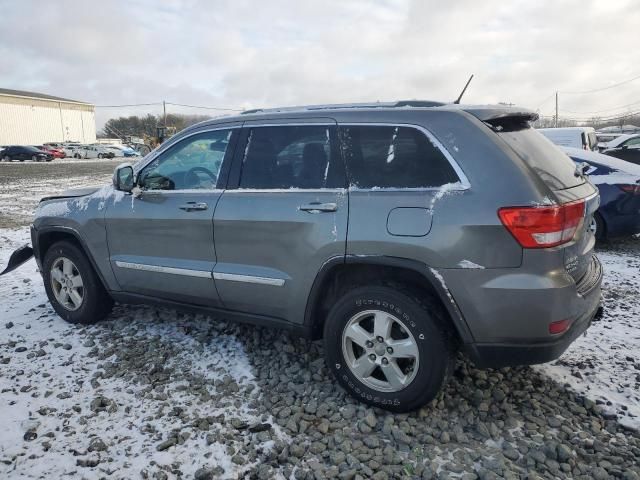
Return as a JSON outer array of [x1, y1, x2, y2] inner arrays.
[[324, 285, 453, 413], [42, 241, 112, 324]]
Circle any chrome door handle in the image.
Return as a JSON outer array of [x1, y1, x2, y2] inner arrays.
[[179, 202, 208, 211], [298, 202, 338, 213]]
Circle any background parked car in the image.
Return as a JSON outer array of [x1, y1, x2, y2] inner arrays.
[[61, 143, 82, 158], [73, 145, 115, 159], [103, 145, 139, 158], [1, 145, 52, 162], [37, 145, 65, 159], [538, 127, 599, 151], [596, 133, 639, 152], [603, 144, 640, 165], [563, 146, 640, 240]]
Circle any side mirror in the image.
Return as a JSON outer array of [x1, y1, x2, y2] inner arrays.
[[113, 163, 135, 192], [621, 144, 629, 150]]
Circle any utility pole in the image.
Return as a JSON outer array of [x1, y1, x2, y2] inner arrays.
[[554, 91, 558, 128], [163, 100, 167, 130]]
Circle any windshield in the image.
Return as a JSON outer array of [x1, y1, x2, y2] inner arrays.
[[496, 127, 585, 191]]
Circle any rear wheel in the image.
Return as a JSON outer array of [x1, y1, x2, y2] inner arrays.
[[1, 155, 9, 162], [43, 241, 113, 324], [590, 212, 606, 242], [323, 286, 453, 412]]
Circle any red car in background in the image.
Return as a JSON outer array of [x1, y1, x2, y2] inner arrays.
[[38, 145, 65, 158]]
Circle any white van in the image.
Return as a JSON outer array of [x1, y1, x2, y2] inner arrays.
[[537, 127, 598, 151]]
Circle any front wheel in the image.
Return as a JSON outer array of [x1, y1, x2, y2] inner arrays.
[[97, 153, 103, 159], [323, 286, 453, 412], [1, 155, 9, 162], [43, 241, 113, 324], [32, 155, 39, 162]]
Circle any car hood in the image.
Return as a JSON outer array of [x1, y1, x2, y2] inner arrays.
[[40, 186, 103, 202]]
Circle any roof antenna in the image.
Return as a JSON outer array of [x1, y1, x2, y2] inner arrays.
[[453, 74, 474, 104]]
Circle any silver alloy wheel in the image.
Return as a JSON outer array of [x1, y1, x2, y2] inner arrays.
[[50, 257, 84, 311], [341, 309, 419, 393]]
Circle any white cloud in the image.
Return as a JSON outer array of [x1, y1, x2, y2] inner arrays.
[[1, 0, 638, 128]]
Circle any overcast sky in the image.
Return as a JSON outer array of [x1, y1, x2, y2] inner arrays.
[[1, 0, 639, 128]]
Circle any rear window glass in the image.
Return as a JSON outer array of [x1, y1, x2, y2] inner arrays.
[[339, 126, 459, 189], [497, 128, 584, 191]]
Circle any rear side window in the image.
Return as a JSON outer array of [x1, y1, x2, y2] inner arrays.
[[240, 126, 343, 189], [339, 126, 459, 189], [497, 127, 584, 191]]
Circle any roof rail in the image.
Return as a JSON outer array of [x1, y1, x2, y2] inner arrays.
[[394, 100, 446, 108], [240, 100, 446, 115]]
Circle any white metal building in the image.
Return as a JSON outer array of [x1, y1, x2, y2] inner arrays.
[[0, 88, 96, 145]]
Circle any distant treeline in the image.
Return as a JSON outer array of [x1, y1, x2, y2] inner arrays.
[[98, 113, 212, 139]]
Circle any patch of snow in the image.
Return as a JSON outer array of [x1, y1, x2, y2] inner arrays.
[[457, 260, 485, 269], [429, 182, 463, 211], [537, 247, 640, 431], [530, 196, 556, 207], [0, 228, 287, 478], [34, 201, 70, 218]]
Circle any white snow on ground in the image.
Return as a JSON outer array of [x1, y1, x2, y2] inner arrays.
[[537, 243, 640, 431], [0, 229, 284, 479]]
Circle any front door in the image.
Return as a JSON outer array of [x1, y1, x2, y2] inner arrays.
[[213, 122, 348, 323], [105, 127, 238, 306]]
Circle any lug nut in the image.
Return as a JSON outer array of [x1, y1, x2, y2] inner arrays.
[[381, 357, 389, 365], [369, 354, 376, 361], [386, 347, 393, 354], [376, 336, 384, 343], [365, 340, 374, 348]]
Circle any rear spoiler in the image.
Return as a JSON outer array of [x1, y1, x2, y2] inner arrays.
[[434, 104, 539, 128]]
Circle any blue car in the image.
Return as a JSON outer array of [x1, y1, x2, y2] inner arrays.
[[563, 147, 640, 240]]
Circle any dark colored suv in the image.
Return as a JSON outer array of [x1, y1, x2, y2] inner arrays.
[[4, 101, 603, 411]]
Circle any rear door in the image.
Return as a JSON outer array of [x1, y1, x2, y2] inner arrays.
[[212, 120, 348, 322], [105, 126, 239, 306]]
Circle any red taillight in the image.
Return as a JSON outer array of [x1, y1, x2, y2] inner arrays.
[[549, 319, 572, 335], [498, 200, 585, 248], [619, 184, 640, 195]]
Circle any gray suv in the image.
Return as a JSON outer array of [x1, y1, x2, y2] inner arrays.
[[4, 102, 603, 412]]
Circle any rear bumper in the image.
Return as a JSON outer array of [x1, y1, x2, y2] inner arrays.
[[466, 293, 603, 368], [442, 253, 604, 369]]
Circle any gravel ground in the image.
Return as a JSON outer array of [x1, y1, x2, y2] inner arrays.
[[1, 162, 639, 479]]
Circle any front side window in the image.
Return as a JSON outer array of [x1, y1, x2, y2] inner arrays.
[[340, 125, 459, 189], [138, 129, 232, 190], [240, 126, 341, 189]]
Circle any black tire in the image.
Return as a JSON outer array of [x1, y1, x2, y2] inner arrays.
[[19, 158, 24, 162], [46, 157, 52, 162], [42, 240, 113, 324], [323, 286, 454, 412], [592, 212, 606, 242], [98, 153, 103, 159]]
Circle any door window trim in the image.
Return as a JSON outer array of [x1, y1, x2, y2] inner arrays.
[[337, 123, 471, 192], [135, 126, 240, 193]]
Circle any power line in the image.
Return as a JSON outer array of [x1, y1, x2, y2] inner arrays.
[[165, 102, 243, 112], [560, 99, 640, 115], [95, 102, 163, 108], [559, 73, 640, 95]]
